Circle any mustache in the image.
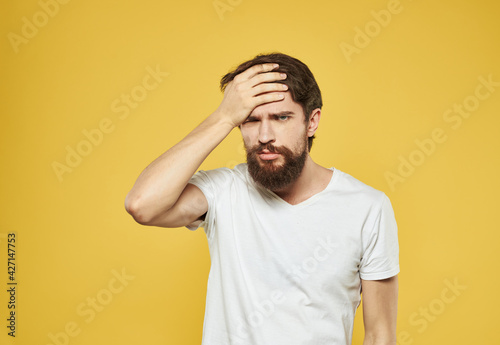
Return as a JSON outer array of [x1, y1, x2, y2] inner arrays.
[[247, 143, 283, 154]]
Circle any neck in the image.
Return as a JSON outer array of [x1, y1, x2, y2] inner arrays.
[[271, 155, 332, 205]]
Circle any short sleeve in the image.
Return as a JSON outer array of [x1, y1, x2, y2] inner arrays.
[[359, 193, 400, 280], [184, 168, 232, 239]]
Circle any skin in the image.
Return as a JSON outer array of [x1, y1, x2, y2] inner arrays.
[[239, 90, 332, 204], [362, 276, 399, 345], [124, 62, 398, 344]]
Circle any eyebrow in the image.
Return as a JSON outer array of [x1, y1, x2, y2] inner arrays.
[[246, 111, 295, 121], [269, 111, 295, 117]]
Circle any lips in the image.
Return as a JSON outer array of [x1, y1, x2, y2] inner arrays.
[[258, 150, 280, 160]]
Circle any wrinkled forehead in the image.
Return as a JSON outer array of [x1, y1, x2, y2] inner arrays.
[[249, 91, 303, 118]]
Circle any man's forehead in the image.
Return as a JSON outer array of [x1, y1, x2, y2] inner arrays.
[[250, 91, 303, 117]]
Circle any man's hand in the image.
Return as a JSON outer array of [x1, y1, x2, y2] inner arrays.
[[125, 63, 288, 227], [215, 63, 288, 128]]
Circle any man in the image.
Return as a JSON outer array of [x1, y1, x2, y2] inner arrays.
[[125, 52, 400, 345]]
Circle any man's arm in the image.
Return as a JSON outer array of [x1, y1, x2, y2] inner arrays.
[[124, 63, 288, 227], [361, 275, 398, 345]]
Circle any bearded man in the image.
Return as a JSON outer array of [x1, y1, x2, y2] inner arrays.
[[125, 52, 400, 345]]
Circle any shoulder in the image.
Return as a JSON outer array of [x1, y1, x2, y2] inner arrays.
[[190, 163, 248, 185], [332, 168, 388, 206]]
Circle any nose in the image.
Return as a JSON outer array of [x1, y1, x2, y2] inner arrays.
[[258, 119, 276, 145]]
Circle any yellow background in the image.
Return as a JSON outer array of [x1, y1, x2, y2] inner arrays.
[[1, 0, 499, 344]]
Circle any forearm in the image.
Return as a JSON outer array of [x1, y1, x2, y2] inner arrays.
[[125, 109, 233, 222], [362, 323, 397, 345], [125, 62, 287, 223]]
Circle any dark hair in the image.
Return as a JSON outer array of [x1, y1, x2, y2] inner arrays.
[[219, 52, 322, 152]]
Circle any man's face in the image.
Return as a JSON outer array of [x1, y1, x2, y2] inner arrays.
[[240, 91, 309, 191]]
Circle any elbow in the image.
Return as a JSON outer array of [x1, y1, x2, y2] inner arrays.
[[124, 193, 154, 225]]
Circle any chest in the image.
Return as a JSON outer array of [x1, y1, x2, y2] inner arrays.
[[212, 194, 366, 294]]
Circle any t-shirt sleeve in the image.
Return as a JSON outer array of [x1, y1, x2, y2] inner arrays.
[[184, 168, 231, 239], [184, 170, 211, 232], [359, 193, 400, 280]]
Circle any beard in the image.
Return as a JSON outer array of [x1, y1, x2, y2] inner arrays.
[[245, 135, 308, 191]]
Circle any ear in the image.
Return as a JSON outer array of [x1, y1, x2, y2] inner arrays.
[[306, 108, 321, 137]]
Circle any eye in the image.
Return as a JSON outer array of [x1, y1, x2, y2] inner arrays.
[[277, 115, 289, 121]]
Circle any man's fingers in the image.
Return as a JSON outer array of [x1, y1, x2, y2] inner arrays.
[[236, 63, 279, 82], [252, 82, 288, 96], [253, 92, 286, 105], [250, 71, 287, 88], [217, 63, 286, 126]]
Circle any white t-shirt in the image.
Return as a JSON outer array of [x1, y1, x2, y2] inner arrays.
[[187, 163, 399, 345]]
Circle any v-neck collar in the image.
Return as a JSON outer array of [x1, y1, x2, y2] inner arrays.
[[247, 166, 338, 208]]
